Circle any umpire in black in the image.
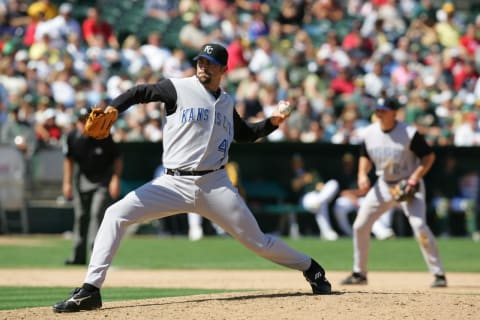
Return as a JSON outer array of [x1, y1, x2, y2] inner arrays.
[[63, 107, 123, 265]]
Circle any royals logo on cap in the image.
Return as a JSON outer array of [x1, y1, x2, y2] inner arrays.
[[194, 43, 228, 66]]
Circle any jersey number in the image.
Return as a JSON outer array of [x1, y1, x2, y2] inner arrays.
[[218, 139, 228, 160]]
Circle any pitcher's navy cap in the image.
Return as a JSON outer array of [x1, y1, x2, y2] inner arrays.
[[376, 97, 400, 111], [194, 43, 228, 66]]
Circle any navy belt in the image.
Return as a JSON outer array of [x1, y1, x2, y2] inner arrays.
[[165, 165, 225, 176]]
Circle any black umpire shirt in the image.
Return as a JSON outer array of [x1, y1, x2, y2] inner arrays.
[[64, 129, 121, 190]]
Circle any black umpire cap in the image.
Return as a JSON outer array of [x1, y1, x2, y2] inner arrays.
[[76, 107, 91, 121], [194, 43, 228, 66]]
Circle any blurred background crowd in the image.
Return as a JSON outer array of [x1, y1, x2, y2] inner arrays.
[[1, 0, 480, 158]]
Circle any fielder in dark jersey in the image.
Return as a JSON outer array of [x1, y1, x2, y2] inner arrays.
[[53, 43, 331, 313], [341, 97, 447, 288]]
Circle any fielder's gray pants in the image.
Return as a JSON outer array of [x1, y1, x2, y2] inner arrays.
[[352, 179, 445, 276]]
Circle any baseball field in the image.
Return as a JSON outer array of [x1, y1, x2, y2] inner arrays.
[[0, 235, 478, 320]]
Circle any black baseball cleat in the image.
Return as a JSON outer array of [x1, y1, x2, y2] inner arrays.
[[303, 259, 332, 294], [431, 274, 447, 288], [341, 272, 367, 285], [52, 287, 102, 313]]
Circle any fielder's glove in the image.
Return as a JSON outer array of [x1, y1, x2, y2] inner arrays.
[[389, 179, 418, 202], [84, 107, 118, 139]]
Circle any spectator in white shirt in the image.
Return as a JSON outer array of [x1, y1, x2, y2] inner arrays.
[[34, 3, 81, 49], [140, 32, 172, 73], [454, 112, 480, 146], [363, 60, 388, 98], [162, 48, 195, 78], [248, 36, 283, 86]]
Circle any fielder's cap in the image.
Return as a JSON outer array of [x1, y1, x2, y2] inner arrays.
[[375, 97, 400, 111], [194, 43, 228, 66]]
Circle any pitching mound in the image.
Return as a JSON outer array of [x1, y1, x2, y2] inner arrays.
[[0, 270, 478, 320]]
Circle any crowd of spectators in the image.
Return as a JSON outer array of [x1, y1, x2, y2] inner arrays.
[[1, 0, 480, 160]]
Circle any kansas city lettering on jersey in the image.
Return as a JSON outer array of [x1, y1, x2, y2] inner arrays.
[[180, 107, 232, 137], [181, 107, 209, 122], [215, 111, 233, 137]]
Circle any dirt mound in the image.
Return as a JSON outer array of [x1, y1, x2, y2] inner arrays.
[[0, 270, 478, 320]]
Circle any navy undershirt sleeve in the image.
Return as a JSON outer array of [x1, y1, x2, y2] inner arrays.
[[110, 79, 177, 114], [410, 132, 433, 158], [233, 110, 278, 142], [359, 142, 370, 160]]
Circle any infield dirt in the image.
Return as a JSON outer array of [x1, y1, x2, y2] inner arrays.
[[0, 269, 478, 320]]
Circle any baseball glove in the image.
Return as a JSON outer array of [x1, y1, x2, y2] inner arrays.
[[389, 179, 418, 202], [84, 107, 118, 139]]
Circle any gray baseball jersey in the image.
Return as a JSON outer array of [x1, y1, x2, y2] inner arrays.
[[352, 121, 445, 277], [361, 121, 426, 182], [111, 76, 276, 170], [163, 77, 234, 170], [84, 76, 313, 288]]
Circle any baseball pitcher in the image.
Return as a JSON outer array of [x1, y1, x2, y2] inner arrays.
[[53, 43, 332, 313]]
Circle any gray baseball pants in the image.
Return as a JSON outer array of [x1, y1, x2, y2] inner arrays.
[[85, 169, 311, 288]]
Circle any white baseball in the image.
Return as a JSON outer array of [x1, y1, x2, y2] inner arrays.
[[278, 101, 291, 115]]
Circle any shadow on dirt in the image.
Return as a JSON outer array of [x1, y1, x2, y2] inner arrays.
[[103, 290, 345, 310]]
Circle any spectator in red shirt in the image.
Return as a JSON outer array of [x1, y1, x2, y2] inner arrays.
[[330, 67, 356, 97], [82, 7, 119, 49], [23, 11, 46, 47], [227, 36, 248, 72], [35, 107, 62, 149], [199, 0, 233, 23], [226, 36, 249, 83], [452, 58, 478, 91], [372, 0, 388, 5], [459, 23, 479, 58], [342, 20, 373, 55]]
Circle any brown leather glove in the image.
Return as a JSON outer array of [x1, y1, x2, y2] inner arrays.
[[389, 179, 418, 202], [84, 107, 118, 139]]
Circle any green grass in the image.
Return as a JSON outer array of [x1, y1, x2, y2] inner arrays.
[[0, 287, 226, 310], [0, 235, 478, 310], [0, 235, 478, 272]]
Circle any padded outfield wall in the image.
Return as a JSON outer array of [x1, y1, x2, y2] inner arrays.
[[118, 142, 480, 190], [20, 143, 480, 235], [116, 142, 480, 236]]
